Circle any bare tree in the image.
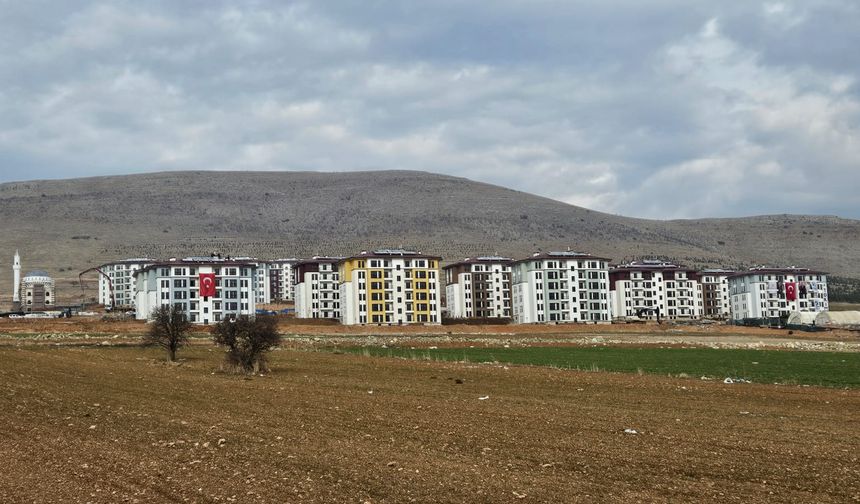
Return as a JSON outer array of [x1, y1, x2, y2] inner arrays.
[[143, 304, 192, 362], [212, 315, 281, 374]]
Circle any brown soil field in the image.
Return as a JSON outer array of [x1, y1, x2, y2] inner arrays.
[[1, 346, 859, 503], [2, 317, 858, 354], [2, 316, 857, 338]]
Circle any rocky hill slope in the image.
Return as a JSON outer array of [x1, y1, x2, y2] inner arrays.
[[1, 170, 857, 305]]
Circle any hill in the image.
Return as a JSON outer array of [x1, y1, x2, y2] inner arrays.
[[1, 170, 858, 306]]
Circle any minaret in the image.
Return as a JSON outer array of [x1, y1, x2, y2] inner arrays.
[[13, 250, 21, 303]]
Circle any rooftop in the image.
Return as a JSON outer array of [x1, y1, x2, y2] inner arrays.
[[23, 270, 51, 278], [510, 251, 612, 265]]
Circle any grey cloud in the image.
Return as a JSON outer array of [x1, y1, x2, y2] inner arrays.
[[0, 1, 857, 218]]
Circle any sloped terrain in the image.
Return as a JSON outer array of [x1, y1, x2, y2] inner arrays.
[[1, 170, 858, 306]]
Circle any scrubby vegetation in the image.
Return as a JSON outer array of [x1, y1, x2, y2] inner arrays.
[[212, 315, 282, 374], [142, 305, 191, 362]]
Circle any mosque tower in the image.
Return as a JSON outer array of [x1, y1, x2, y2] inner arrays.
[[13, 250, 21, 304]]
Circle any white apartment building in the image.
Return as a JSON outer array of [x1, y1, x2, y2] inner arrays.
[[728, 268, 828, 321], [251, 260, 272, 306], [609, 261, 703, 320], [338, 249, 442, 325], [134, 258, 258, 324], [96, 258, 154, 310], [511, 251, 612, 324], [699, 269, 734, 319], [267, 259, 298, 302], [294, 257, 343, 319], [443, 257, 512, 319]]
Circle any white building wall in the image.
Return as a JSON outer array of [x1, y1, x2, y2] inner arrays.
[[444, 262, 512, 319], [134, 263, 257, 324], [98, 260, 152, 309], [610, 269, 702, 320], [339, 256, 441, 325], [445, 282, 464, 318], [253, 262, 272, 305], [511, 255, 610, 324], [339, 273, 359, 325], [294, 263, 341, 319], [729, 271, 828, 321]]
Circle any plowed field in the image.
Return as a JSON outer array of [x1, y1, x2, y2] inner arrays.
[[2, 346, 858, 503]]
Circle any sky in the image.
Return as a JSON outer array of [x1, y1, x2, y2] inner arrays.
[[0, 1, 858, 219]]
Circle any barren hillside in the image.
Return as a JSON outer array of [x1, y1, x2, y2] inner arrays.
[[1, 170, 858, 306]]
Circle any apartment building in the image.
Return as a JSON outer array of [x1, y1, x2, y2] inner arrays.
[[511, 251, 611, 324], [699, 269, 734, 319], [728, 267, 828, 321], [338, 249, 442, 325], [268, 259, 298, 302], [134, 257, 258, 324], [609, 261, 703, 320], [294, 257, 343, 319], [444, 257, 512, 319], [93, 258, 154, 310]]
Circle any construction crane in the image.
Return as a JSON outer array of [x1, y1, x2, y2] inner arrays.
[[79, 266, 114, 309]]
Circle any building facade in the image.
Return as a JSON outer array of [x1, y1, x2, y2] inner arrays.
[[699, 269, 734, 319], [444, 257, 512, 319], [511, 252, 612, 324], [20, 270, 55, 312], [249, 259, 272, 306], [294, 257, 343, 319], [609, 261, 703, 320], [339, 249, 442, 325], [728, 268, 828, 321], [267, 259, 298, 302], [134, 258, 258, 324], [97, 258, 154, 310]]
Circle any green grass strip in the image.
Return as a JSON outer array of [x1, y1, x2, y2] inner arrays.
[[340, 346, 860, 388]]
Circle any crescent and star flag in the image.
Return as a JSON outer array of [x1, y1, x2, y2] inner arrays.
[[199, 273, 216, 297], [785, 281, 797, 301]]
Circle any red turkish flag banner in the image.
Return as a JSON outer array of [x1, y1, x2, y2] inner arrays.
[[785, 281, 797, 301], [199, 273, 216, 297]]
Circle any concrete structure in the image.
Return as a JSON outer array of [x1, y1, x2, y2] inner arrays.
[[96, 258, 154, 310], [511, 251, 612, 324], [134, 258, 258, 324], [814, 311, 860, 328], [20, 270, 55, 312], [294, 257, 343, 319], [12, 250, 21, 305], [267, 259, 298, 302], [247, 259, 272, 306], [787, 311, 818, 326], [699, 269, 734, 319], [610, 261, 703, 320], [444, 257, 512, 319], [728, 267, 828, 322], [338, 249, 442, 325]]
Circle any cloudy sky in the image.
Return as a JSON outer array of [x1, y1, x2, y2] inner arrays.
[[1, 1, 858, 219]]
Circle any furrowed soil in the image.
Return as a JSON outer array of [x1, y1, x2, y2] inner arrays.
[[1, 346, 858, 503]]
